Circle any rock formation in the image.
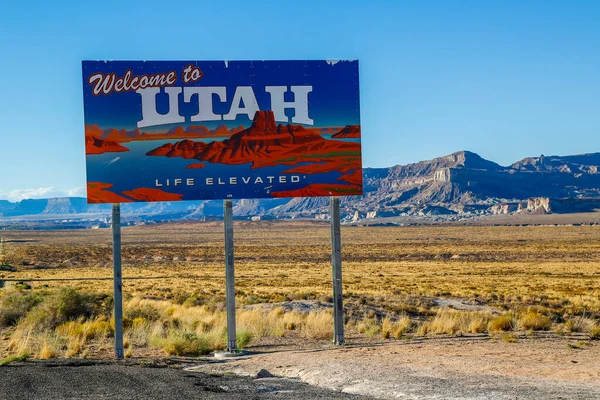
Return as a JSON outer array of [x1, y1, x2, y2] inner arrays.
[[14, 148, 600, 221]]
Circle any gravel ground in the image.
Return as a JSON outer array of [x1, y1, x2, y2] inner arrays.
[[189, 337, 600, 400], [3, 337, 600, 399], [0, 359, 368, 400]]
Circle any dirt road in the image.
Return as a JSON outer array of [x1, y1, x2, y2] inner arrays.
[[190, 336, 600, 399]]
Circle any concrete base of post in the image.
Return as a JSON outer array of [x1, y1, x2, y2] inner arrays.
[[212, 350, 248, 359]]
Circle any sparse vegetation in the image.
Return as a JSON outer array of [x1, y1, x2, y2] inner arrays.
[[303, 310, 334, 340], [238, 308, 283, 338], [518, 310, 552, 331], [150, 330, 212, 356], [236, 329, 253, 349], [500, 333, 518, 343], [423, 310, 491, 336], [0, 290, 43, 326], [0, 222, 599, 358], [381, 316, 414, 339], [0, 353, 28, 366], [590, 325, 600, 340], [488, 314, 515, 332]]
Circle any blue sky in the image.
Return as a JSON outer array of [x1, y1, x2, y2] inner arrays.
[[0, 0, 599, 201]]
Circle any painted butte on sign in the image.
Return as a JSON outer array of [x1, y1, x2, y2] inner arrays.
[[82, 60, 362, 202]]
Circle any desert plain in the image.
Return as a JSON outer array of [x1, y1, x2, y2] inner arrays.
[[1, 220, 599, 398]]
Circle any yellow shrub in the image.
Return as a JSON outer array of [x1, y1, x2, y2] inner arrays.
[[84, 318, 113, 340], [518, 311, 551, 331], [393, 316, 413, 338], [382, 317, 414, 339], [381, 317, 394, 339], [38, 340, 58, 359], [281, 311, 304, 330], [303, 311, 333, 340], [488, 314, 514, 332], [590, 325, 600, 340], [416, 322, 430, 336], [238, 308, 283, 338], [151, 329, 212, 356], [55, 320, 85, 339]]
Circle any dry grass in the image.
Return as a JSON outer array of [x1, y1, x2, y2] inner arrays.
[[488, 314, 515, 332], [381, 316, 413, 339], [355, 317, 380, 338], [2, 223, 599, 324], [0, 353, 28, 366], [0, 290, 339, 357], [281, 310, 304, 331], [590, 325, 600, 340], [417, 310, 491, 336], [500, 333, 519, 343], [238, 308, 284, 338], [38, 339, 58, 359], [518, 310, 552, 331], [563, 317, 594, 333], [0, 222, 599, 357], [303, 310, 334, 339]]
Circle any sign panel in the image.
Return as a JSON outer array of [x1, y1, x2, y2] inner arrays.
[[82, 60, 362, 203]]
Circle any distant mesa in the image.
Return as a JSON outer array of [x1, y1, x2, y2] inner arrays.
[[317, 127, 342, 134], [86, 124, 141, 142], [84, 123, 247, 145], [167, 126, 185, 136], [146, 111, 362, 175], [85, 135, 129, 155], [212, 124, 230, 135], [167, 125, 210, 137], [16, 149, 600, 219], [85, 120, 359, 151], [104, 128, 139, 142], [212, 124, 244, 136], [85, 124, 104, 137], [147, 140, 207, 159], [332, 125, 361, 139], [271, 184, 362, 198]]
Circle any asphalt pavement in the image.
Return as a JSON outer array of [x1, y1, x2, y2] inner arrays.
[[0, 359, 368, 400]]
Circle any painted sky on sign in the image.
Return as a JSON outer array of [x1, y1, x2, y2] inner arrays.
[[82, 60, 360, 129], [0, 0, 599, 201]]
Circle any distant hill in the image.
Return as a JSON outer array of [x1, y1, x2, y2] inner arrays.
[[364, 150, 600, 205], [4, 150, 600, 225]]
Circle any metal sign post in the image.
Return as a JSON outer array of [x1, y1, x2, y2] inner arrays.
[[111, 203, 124, 359], [330, 197, 344, 345], [224, 200, 237, 351]]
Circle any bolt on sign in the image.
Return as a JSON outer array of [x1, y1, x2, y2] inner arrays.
[[82, 60, 362, 203]]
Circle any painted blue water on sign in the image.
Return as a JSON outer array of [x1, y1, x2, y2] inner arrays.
[[86, 140, 348, 201], [321, 134, 361, 143]]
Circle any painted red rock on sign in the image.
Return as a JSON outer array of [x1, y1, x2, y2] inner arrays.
[[332, 125, 361, 139], [146, 111, 362, 174], [85, 136, 129, 155]]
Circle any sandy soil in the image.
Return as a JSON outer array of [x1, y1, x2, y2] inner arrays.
[[190, 336, 600, 399]]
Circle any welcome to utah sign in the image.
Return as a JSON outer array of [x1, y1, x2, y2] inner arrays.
[[82, 60, 362, 203]]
